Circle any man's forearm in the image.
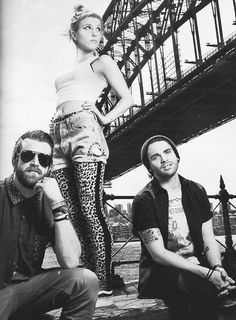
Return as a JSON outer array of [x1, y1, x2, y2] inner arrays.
[[54, 220, 81, 268], [203, 237, 222, 267], [202, 219, 222, 268], [40, 178, 81, 268], [141, 227, 210, 278], [152, 247, 210, 279]]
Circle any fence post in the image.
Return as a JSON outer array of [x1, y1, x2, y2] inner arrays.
[[219, 176, 235, 253]]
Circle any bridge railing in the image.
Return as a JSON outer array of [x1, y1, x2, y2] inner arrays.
[[105, 176, 236, 283], [181, 31, 236, 80]]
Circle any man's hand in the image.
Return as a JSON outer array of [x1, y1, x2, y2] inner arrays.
[[209, 270, 236, 297], [33, 177, 64, 207], [215, 265, 235, 284]]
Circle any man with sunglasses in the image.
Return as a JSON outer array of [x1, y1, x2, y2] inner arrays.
[[0, 130, 99, 320]]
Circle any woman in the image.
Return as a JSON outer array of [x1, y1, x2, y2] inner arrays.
[[50, 4, 133, 297]]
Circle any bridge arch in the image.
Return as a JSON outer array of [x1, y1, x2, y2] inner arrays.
[[96, 1, 236, 181]]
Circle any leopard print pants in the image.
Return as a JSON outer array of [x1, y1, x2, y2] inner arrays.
[[52, 162, 112, 281]]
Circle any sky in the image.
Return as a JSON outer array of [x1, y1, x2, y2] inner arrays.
[[0, 0, 236, 206]]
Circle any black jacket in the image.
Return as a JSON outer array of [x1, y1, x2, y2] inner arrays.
[[0, 175, 54, 289], [132, 175, 212, 297]]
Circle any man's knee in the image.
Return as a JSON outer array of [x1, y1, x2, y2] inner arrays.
[[0, 286, 15, 320], [60, 268, 98, 314], [63, 267, 99, 299], [80, 268, 99, 296]]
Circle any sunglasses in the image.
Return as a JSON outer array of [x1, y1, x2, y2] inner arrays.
[[19, 150, 52, 168]]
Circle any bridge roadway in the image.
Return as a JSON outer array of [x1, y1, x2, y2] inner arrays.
[[104, 40, 236, 182]]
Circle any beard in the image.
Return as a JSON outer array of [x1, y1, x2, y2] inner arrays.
[[154, 161, 179, 180], [15, 166, 43, 189]]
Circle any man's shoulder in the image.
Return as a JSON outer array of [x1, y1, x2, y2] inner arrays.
[[136, 181, 153, 196], [0, 179, 6, 192], [133, 181, 154, 205], [180, 175, 204, 188], [180, 175, 206, 195], [0, 178, 9, 208]]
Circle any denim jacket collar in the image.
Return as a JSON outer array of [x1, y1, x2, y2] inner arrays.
[[5, 174, 25, 206]]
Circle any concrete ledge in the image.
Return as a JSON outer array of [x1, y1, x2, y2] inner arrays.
[[47, 285, 236, 320], [47, 297, 168, 320], [47, 283, 169, 320], [94, 293, 168, 320]]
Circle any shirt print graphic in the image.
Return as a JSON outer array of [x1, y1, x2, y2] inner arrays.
[[167, 196, 194, 257]]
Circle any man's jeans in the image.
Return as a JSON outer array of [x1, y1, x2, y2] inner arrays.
[[0, 267, 98, 320]]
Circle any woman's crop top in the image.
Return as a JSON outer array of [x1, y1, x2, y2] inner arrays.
[[55, 56, 107, 106]]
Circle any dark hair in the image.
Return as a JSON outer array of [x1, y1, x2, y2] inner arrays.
[[12, 130, 54, 168], [69, 4, 104, 43], [140, 135, 180, 172]]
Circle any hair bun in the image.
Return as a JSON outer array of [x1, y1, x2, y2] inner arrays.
[[68, 4, 102, 41], [71, 4, 91, 23], [71, 4, 85, 21], [73, 4, 85, 14]]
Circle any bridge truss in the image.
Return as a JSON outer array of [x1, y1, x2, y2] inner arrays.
[[97, 0, 236, 181]]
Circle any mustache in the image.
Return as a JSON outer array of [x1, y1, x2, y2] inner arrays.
[[162, 161, 171, 165], [25, 166, 42, 175]]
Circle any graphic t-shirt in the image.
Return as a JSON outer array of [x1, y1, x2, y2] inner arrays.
[[167, 187, 195, 259]]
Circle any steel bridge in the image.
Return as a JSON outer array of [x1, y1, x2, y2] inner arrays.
[[97, 0, 236, 181]]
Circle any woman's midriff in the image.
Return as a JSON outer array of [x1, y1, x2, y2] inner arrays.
[[55, 100, 89, 119]]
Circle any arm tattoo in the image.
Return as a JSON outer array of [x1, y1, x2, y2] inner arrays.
[[140, 228, 161, 245], [204, 246, 209, 255]]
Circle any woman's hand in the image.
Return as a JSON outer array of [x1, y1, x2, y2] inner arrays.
[[82, 102, 108, 125]]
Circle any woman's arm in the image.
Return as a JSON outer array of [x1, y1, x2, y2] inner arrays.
[[85, 54, 133, 125]]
